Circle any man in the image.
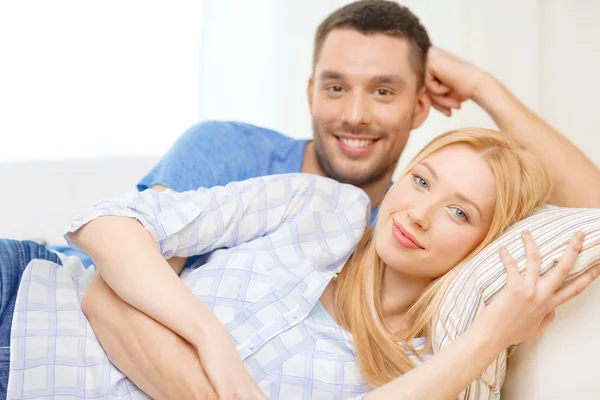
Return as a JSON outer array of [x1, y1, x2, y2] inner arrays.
[[3, 0, 599, 398], [138, 0, 432, 224]]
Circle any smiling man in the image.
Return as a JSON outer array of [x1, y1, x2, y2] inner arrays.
[[138, 0, 432, 224], [300, 17, 431, 214]]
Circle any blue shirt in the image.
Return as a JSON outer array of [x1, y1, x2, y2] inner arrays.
[[53, 121, 380, 266], [138, 120, 380, 223]]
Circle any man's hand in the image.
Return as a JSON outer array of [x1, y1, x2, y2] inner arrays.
[[423, 46, 600, 207], [82, 272, 218, 400], [424, 47, 489, 117]]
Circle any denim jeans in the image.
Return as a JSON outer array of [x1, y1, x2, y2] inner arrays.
[[47, 245, 92, 267], [0, 239, 62, 396]]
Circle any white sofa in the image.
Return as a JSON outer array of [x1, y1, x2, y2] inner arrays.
[[1, 157, 599, 399], [0, 156, 159, 244]]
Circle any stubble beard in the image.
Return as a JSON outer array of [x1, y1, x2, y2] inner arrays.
[[312, 123, 397, 187]]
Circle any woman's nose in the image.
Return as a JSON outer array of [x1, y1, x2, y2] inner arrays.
[[408, 207, 430, 230]]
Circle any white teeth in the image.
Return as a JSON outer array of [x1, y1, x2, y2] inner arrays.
[[340, 138, 374, 148]]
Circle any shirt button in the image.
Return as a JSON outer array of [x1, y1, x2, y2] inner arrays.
[[249, 343, 256, 351]]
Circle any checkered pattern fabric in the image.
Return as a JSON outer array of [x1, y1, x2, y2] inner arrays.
[[9, 173, 420, 399]]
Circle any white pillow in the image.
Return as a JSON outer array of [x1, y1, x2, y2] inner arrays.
[[433, 206, 600, 399]]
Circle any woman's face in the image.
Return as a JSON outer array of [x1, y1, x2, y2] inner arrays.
[[374, 143, 497, 280]]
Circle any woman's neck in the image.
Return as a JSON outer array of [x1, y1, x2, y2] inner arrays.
[[380, 265, 432, 333]]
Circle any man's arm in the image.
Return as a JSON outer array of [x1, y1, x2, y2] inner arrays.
[[426, 47, 600, 208], [474, 76, 600, 207], [82, 262, 217, 399]]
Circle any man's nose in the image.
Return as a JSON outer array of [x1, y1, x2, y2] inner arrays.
[[343, 91, 372, 127]]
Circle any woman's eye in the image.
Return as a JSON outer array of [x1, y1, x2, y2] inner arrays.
[[452, 207, 468, 221], [413, 175, 428, 189]]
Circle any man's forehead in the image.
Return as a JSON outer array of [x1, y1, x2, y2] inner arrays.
[[315, 29, 416, 80]]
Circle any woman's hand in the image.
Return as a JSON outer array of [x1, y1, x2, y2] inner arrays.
[[363, 230, 599, 400], [483, 230, 600, 347], [197, 324, 269, 400]]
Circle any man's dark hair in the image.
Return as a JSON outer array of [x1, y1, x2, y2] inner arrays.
[[313, 0, 431, 88]]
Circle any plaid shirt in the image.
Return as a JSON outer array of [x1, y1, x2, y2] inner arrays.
[[8, 174, 428, 399]]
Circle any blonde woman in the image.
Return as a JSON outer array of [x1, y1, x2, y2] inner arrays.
[[3, 129, 599, 399]]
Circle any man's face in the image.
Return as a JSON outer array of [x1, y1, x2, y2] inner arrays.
[[308, 29, 429, 187]]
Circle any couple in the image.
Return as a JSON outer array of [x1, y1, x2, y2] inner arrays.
[[3, 1, 600, 399]]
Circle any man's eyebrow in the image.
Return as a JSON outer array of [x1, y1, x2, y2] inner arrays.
[[319, 70, 345, 81], [370, 74, 406, 86]]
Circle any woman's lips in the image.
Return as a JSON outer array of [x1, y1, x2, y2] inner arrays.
[[392, 222, 424, 249]]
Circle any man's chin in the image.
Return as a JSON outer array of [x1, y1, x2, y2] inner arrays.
[[327, 168, 381, 187], [314, 144, 391, 187]]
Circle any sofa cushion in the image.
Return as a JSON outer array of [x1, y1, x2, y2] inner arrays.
[[433, 206, 600, 399]]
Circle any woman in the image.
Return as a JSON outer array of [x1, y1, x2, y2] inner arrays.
[[3, 128, 599, 399]]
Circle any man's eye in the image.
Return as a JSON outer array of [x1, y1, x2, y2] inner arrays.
[[376, 88, 392, 96], [327, 85, 343, 92]]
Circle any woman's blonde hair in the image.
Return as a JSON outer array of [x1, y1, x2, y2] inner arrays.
[[334, 128, 552, 386]]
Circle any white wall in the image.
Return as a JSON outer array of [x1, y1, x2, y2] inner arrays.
[[0, 0, 203, 163], [196, 0, 342, 139], [538, 0, 600, 162]]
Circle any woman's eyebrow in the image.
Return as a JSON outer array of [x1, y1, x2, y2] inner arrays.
[[421, 161, 482, 218], [455, 192, 482, 218], [421, 161, 438, 181]]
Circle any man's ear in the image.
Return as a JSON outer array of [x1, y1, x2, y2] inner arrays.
[[307, 77, 314, 111], [411, 88, 431, 129]]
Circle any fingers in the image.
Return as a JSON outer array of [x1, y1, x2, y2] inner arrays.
[[425, 77, 452, 95], [499, 246, 521, 285], [539, 310, 556, 332], [431, 102, 452, 117], [551, 263, 600, 308], [429, 93, 461, 110], [544, 232, 585, 291], [523, 230, 541, 288]]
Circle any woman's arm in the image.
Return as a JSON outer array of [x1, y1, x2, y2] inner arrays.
[[69, 174, 368, 344], [71, 216, 260, 398], [366, 232, 600, 400], [80, 185, 204, 399], [68, 174, 369, 398]]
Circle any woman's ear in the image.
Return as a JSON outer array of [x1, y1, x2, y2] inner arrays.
[[411, 89, 431, 129]]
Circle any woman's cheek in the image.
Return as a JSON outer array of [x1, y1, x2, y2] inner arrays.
[[436, 228, 477, 263]]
